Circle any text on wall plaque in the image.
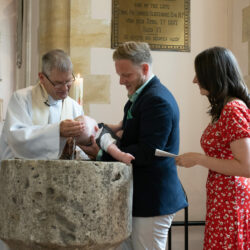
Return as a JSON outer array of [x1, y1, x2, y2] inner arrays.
[[112, 0, 190, 51]]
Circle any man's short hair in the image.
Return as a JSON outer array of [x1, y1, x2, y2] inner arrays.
[[42, 49, 73, 76], [113, 41, 152, 65]]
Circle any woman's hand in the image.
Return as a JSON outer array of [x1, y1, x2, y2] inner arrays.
[[175, 152, 203, 168]]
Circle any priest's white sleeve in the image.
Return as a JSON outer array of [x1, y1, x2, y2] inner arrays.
[[0, 91, 61, 160]]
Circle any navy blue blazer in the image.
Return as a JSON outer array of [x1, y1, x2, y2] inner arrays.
[[102, 76, 188, 217]]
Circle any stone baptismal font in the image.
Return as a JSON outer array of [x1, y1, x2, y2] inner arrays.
[[0, 159, 133, 250]]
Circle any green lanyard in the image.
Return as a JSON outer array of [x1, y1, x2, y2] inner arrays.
[[126, 94, 137, 120], [127, 105, 134, 119]]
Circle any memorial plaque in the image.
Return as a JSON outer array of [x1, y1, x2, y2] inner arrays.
[[112, 0, 190, 51]]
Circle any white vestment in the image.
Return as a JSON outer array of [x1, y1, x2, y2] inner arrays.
[[0, 84, 83, 167]]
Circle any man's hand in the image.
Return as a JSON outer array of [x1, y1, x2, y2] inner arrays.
[[78, 136, 100, 160], [116, 129, 123, 138], [60, 119, 85, 138]]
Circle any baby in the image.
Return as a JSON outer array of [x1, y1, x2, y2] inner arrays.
[[75, 115, 135, 164]]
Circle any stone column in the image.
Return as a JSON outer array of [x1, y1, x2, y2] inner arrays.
[[0, 159, 132, 250], [38, 0, 111, 114], [39, 0, 70, 55], [243, 4, 250, 89]]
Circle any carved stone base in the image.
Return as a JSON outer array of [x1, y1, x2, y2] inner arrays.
[[0, 159, 133, 250]]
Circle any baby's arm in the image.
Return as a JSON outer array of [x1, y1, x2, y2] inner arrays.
[[100, 131, 134, 164], [107, 144, 135, 165]]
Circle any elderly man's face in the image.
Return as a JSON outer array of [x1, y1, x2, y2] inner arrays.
[[39, 69, 74, 100], [115, 59, 147, 96]]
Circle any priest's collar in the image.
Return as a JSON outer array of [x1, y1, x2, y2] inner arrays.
[[44, 95, 60, 106]]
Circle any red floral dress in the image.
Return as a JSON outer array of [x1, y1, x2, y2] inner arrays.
[[201, 100, 250, 250]]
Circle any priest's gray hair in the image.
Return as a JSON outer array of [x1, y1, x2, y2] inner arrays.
[[113, 41, 152, 65], [42, 49, 73, 76]]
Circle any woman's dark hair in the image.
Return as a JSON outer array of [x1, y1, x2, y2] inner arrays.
[[194, 46, 250, 122]]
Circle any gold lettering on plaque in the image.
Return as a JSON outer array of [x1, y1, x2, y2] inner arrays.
[[112, 0, 190, 51]]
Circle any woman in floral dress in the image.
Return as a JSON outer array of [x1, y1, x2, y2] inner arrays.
[[176, 47, 250, 250]]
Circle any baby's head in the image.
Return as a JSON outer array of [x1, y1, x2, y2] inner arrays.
[[74, 115, 99, 145]]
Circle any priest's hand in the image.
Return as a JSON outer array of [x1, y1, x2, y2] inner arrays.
[[78, 136, 100, 160], [60, 137, 74, 159], [60, 119, 85, 138]]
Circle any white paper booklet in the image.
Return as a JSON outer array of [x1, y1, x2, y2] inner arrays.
[[155, 149, 178, 158]]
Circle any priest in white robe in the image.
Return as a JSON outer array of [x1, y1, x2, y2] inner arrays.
[[0, 49, 85, 166]]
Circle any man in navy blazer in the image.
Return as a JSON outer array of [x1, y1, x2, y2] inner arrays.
[[81, 41, 188, 250]]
